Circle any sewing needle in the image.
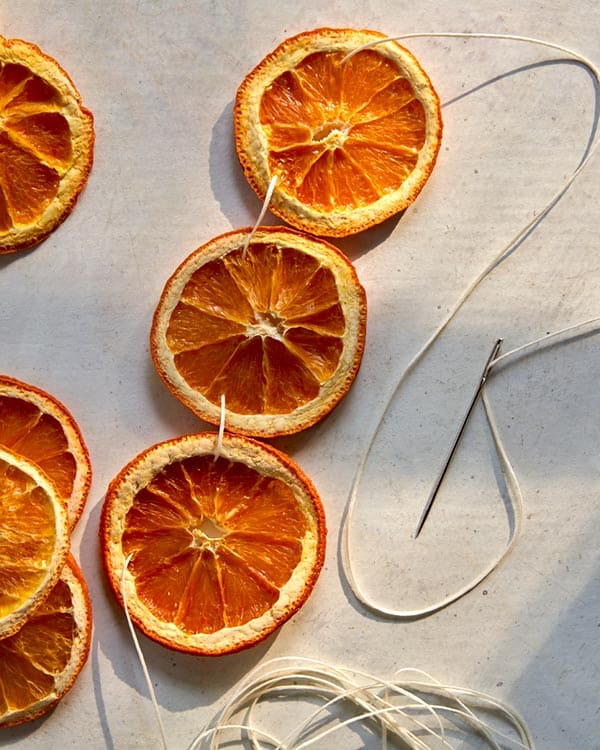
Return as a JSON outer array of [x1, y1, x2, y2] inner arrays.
[[414, 337, 503, 539]]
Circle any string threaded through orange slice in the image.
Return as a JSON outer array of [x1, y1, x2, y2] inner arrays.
[[0, 36, 94, 253], [0, 375, 91, 528], [234, 28, 442, 237], [151, 226, 366, 438], [100, 433, 326, 656], [0, 446, 70, 640], [0, 555, 92, 728]]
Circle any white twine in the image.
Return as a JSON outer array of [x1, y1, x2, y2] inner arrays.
[[341, 32, 600, 618], [117, 33, 599, 748], [121, 554, 169, 750], [185, 656, 535, 749], [213, 393, 226, 461], [241, 174, 278, 257], [342, 316, 600, 618]]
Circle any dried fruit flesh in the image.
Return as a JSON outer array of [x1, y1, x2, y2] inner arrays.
[[151, 227, 366, 437], [101, 433, 326, 655], [0, 446, 69, 639], [0, 36, 94, 253], [0, 557, 92, 728], [0, 375, 91, 528], [235, 27, 442, 236]]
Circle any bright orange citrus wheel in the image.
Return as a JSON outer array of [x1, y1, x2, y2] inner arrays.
[[0, 375, 91, 528], [0, 555, 92, 728], [0, 445, 70, 640], [0, 36, 94, 253], [151, 226, 366, 438], [234, 28, 442, 237], [100, 433, 326, 655]]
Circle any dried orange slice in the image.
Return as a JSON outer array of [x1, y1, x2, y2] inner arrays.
[[100, 433, 326, 655], [0, 445, 70, 640], [0, 375, 91, 528], [151, 226, 366, 438], [235, 28, 442, 237], [0, 555, 92, 728], [0, 36, 94, 254]]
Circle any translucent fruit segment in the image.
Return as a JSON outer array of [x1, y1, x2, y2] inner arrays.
[[342, 143, 417, 194], [166, 304, 246, 354], [0, 458, 56, 618], [4, 112, 72, 165], [175, 549, 225, 633], [261, 337, 321, 410], [212, 546, 279, 626], [166, 242, 346, 414], [0, 132, 60, 224], [225, 532, 303, 587], [0, 64, 31, 106], [0, 62, 70, 233], [339, 49, 400, 115], [134, 550, 198, 623], [349, 93, 426, 147], [259, 48, 426, 210], [123, 454, 306, 633], [260, 68, 330, 129], [267, 145, 329, 199], [283, 327, 343, 381], [201, 337, 269, 414], [3, 72, 63, 111], [181, 257, 256, 322]]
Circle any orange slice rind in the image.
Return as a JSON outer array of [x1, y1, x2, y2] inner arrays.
[[0, 36, 94, 253], [151, 226, 367, 438], [0, 555, 92, 728], [0, 375, 91, 528], [100, 432, 327, 656], [0, 445, 70, 640], [235, 27, 442, 237]]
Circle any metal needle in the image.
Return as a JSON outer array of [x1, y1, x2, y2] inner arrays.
[[414, 338, 503, 539]]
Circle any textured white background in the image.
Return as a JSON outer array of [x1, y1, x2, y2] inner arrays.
[[2, 1, 600, 748]]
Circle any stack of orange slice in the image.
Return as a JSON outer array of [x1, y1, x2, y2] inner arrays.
[[0, 37, 94, 728], [0, 375, 92, 728]]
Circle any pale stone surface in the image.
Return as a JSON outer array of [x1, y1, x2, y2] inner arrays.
[[2, 2, 600, 747]]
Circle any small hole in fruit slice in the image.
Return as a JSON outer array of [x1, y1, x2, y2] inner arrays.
[[200, 516, 226, 539]]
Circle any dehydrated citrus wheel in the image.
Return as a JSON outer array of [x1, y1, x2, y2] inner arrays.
[[0, 555, 92, 728], [151, 226, 366, 438], [234, 27, 442, 237], [100, 432, 326, 655], [0, 375, 91, 528], [0, 36, 94, 254], [0, 445, 70, 640]]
